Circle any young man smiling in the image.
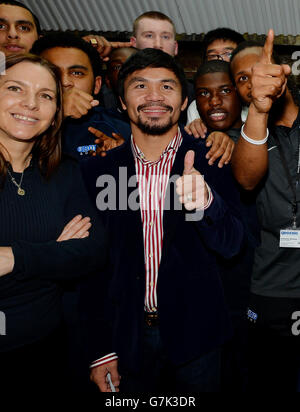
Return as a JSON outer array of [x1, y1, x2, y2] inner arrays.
[[31, 32, 131, 159], [231, 31, 300, 392], [195, 60, 242, 133], [194, 60, 260, 391], [80, 48, 245, 393], [186, 28, 245, 132]]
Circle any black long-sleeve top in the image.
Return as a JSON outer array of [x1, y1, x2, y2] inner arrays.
[[0, 157, 107, 351]]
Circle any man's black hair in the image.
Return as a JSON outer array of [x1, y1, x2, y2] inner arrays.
[[194, 60, 231, 88], [30, 32, 103, 77], [0, 0, 42, 35], [117, 48, 187, 103], [203, 27, 245, 59]]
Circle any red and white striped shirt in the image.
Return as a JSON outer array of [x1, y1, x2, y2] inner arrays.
[[132, 130, 183, 312], [90, 129, 213, 369]]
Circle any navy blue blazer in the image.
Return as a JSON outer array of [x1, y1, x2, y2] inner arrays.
[[80, 129, 245, 373]]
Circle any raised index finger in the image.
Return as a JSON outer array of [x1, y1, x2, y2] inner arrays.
[[261, 29, 274, 64]]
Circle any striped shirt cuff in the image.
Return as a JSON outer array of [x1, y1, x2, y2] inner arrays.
[[90, 352, 118, 369], [203, 184, 214, 210]]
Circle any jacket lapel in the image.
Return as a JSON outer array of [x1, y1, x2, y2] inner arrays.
[[111, 141, 145, 258], [161, 134, 194, 263]]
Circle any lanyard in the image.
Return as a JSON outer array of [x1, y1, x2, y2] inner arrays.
[[272, 129, 300, 229]]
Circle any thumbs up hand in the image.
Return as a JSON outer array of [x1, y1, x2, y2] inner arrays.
[[176, 150, 209, 211], [251, 29, 291, 113]]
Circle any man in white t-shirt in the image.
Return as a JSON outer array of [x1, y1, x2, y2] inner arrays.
[[186, 28, 245, 136]]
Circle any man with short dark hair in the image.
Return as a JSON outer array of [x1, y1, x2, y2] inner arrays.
[[0, 0, 41, 56], [194, 60, 242, 133], [203, 28, 245, 62], [80, 48, 245, 393], [187, 27, 245, 127], [194, 60, 260, 390], [231, 30, 300, 392], [31, 32, 130, 159], [100, 47, 137, 110]]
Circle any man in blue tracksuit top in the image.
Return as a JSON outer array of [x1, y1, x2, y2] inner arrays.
[[31, 32, 131, 160]]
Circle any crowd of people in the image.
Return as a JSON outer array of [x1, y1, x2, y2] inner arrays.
[[0, 0, 300, 396]]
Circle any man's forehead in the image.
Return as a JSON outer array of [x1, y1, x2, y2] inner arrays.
[[137, 18, 175, 36], [127, 67, 178, 80], [232, 48, 262, 70], [236, 47, 262, 60], [0, 4, 35, 23], [41, 47, 92, 68], [207, 39, 237, 52], [196, 71, 233, 87]]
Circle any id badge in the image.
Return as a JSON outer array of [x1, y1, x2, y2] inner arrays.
[[279, 228, 300, 248]]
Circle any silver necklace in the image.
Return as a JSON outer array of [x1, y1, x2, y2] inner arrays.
[[7, 155, 32, 196]]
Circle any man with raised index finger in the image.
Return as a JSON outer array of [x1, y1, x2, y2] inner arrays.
[[80, 48, 245, 393], [231, 30, 300, 392]]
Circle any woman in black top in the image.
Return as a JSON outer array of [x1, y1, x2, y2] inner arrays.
[[0, 54, 107, 397]]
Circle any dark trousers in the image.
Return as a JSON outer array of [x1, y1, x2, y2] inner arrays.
[[118, 322, 221, 393], [220, 309, 249, 392], [247, 293, 300, 392]]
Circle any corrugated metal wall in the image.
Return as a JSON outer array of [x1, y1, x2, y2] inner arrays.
[[22, 0, 300, 36]]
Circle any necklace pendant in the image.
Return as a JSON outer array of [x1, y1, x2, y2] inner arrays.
[[17, 187, 25, 196]]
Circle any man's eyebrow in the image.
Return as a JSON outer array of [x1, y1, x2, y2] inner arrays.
[[127, 77, 178, 86], [68, 65, 89, 71], [235, 70, 247, 76], [161, 78, 178, 85], [219, 83, 234, 87], [207, 46, 235, 53], [196, 83, 233, 89], [16, 20, 35, 27], [141, 30, 173, 35], [0, 18, 35, 27], [127, 76, 148, 86]]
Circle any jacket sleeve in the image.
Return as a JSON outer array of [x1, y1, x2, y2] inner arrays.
[[191, 158, 245, 259]]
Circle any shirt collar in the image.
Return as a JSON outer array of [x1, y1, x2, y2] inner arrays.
[[131, 127, 182, 165]]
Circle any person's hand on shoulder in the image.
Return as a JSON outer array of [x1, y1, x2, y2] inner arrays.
[[88, 127, 125, 157], [205, 131, 235, 168], [184, 118, 207, 139]]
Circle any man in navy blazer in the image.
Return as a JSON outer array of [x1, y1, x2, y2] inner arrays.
[[80, 48, 244, 393]]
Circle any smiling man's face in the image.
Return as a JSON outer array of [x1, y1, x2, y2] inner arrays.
[[121, 67, 187, 135], [195, 71, 241, 131]]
